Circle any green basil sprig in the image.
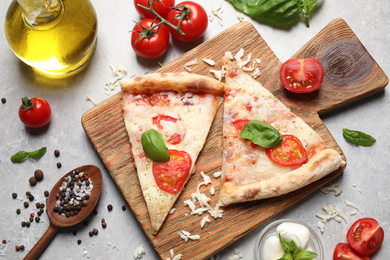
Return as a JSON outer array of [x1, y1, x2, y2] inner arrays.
[[141, 129, 170, 162], [226, 0, 319, 27], [278, 234, 317, 260], [239, 120, 282, 148], [11, 147, 47, 163], [342, 128, 376, 147]]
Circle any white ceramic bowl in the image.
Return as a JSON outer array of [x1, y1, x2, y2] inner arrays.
[[254, 219, 323, 260]]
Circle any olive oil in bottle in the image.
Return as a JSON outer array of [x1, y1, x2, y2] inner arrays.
[[5, 0, 98, 77]]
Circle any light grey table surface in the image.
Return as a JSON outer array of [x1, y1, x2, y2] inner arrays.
[[1, 0, 389, 259]]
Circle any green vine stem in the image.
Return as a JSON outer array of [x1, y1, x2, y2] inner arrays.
[[137, 0, 188, 35]]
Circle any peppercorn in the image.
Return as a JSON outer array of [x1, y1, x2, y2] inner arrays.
[[2, 240, 6, 244], [15, 246, 20, 251], [34, 169, 44, 181], [89, 231, 93, 237], [57, 162, 62, 168], [29, 217, 33, 222], [28, 195, 34, 201], [44, 190, 49, 197], [54, 150, 60, 157], [107, 204, 113, 211], [24, 202, 29, 208], [36, 202, 41, 208], [1, 98, 6, 104], [29, 176, 37, 186], [73, 230, 77, 236], [26, 191, 31, 197], [21, 221, 26, 227], [12, 193, 17, 199], [102, 222, 107, 229], [122, 205, 126, 211], [16, 209, 21, 215], [77, 239, 81, 245], [92, 228, 98, 235], [20, 245, 25, 251], [25, 222, 30, 227], [35, 217, 40, 223]]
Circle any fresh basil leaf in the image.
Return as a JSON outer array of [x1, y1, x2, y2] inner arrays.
[[228, 0, 301, 24], [294, 249, 318, 260], [27, 147, 47, 160], [141, 129, 170, 162], [342, 128, 376, 147], [277, 252, 294, 260], [239, 120, 282, 148], [11, 151, 29, 163]]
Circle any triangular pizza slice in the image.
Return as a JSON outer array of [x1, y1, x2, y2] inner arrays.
[[220, 57, 345, 206], [120, 73, 224, 234]]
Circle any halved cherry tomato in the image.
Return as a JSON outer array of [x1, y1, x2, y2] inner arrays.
[[18, 97, 52, 128], [153, 149, 192, 193], [347, 218, 384, 256], [134, 0, 175, 19], [166, 1, 208, 42], [131, 18, 170, 59], [265, 134, 307, 166], [280, 58, 324, 93], [333, 243, 371, 260], [152, 115, 185, 144]]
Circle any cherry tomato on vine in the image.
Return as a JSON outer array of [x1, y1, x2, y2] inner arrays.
[[347, 218, 384, 256], [333, 243, 371, 260], [134, 0, 175, 19], [280, 58, 324, 93], [166, 1, 208, 42], [131, 18, 170, 59], [265, 134, 307, 166], [18, 97, 52, 128], [153, 149, 192, 193]]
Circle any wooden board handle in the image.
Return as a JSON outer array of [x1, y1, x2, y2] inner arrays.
[[23, 224, 60, 260]]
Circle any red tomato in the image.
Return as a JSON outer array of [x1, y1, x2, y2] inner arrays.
[[152, 149, 192, 193], [347, 218, 384, 256], [280, 58, 324, 93], [232, 119, 250, 132], [265, 134, 307, 166], [18, 97, 51, 128], [333, 243, 371, 260], [134, 0, 175, 19], [166, 1, 208, 42], [131, 18, 170, 59], [152, 115, 185, 144]]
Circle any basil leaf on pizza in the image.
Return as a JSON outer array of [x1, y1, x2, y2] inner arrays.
[[141, 129, 170, 162], [239, 120, 282, 148]]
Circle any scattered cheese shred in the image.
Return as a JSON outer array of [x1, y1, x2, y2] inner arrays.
[[202, 58, 216, 66], [200, 215, 210, 228], [344, 200, 364, 214], [228, 248, 243, 260], [169, 208, 176, 214], [213, 171, 222, 178], [177, 230, 200, 242], [237, 14, 244, 22], [316, 204, 347, 233], [166, 249, 182, 260], [105, 64, 128, 94], [184, 58, 198, 72], [86, 95, 97, 106], [133, 244, 146, 259], [209, 5, 223, 23], [321, 183, 343, 196]]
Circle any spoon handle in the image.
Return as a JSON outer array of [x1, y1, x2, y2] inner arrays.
[[23, 223, 60, 260]]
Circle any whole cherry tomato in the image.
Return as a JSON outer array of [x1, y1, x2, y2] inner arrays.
[[280, 58, 324, 93], [153, 149, 192, 193], [166, 1, 208, 42], [333, 243, 371, 260], [347, 218, 384, 256], [134, 0, 175, 19], [18, 97, 52, 128], [131, 18, 170, 59], [265, 134, 308, 166]]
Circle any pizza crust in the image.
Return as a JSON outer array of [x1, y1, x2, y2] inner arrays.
[[120, 72, 225, 96], [219, 148, 345, 206]]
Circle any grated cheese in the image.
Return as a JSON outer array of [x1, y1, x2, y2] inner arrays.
[[210, 187, 215, 195], [105, 64, 128, 94], [213, 171, 222, 178], [316, 204, 347, 232], [133, 244, 146, 259], [321, 183, 343, 196], [184, 58, 198, 72], [209, 5, 223, 23], [344, 200, 364, 214], [169, 208, 176, 214], [86, 95, 97, 106], [202, 58, 216, 66], [237, 14, 244, 22], [177, 230, 200, 242], [200, 215, 210, 228]]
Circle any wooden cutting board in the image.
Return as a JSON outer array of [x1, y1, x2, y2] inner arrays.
[[81, 19, 388, 259]]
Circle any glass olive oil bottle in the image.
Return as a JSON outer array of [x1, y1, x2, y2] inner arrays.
[[5, 0, 98, 77]]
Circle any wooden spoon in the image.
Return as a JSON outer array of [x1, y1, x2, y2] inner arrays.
[[24, 165, 103, 260]]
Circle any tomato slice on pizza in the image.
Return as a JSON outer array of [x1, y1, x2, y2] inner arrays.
[[220, 57, 345, 206], [121, 72, 224, 234]]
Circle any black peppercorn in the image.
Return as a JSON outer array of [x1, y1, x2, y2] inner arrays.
[[12, 193, 17, 199], [122, 205, 126, 211], [20, 245, 25, 251], [54, 150, 60, 157], [92, 228, 98, 235], [16, 209, 21, 215], [25, 222, 30, 227], [57, 162, 62, 168], [29, 217, 33, 222], [29, 176, 37, 186], [21, 221, 26, 227], [34, 170, 44, 181], [1, 98, 6, 104], [77, 239, 81, 245], [107, 204, 113, 211], [28, 195, 34, 201], [26, 191, 31, 197], [23, 202, 29, 208], [44, 190, 49, 197], [102, 222, 107, 229], [89, 231, 93, 237], [35, 217, 40, 223]]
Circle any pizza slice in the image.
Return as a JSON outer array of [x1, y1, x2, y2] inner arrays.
[[120, 73, 224, 234], [220, 57, 345, 206]]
